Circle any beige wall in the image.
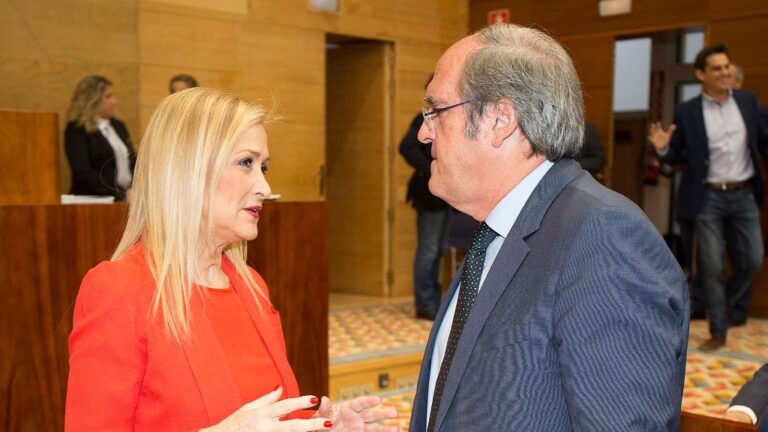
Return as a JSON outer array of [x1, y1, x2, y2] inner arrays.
[[0, 0, 468, 296], [137, 0, 467, 203]]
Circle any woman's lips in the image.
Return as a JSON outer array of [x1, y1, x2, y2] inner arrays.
[[244, 206, 262, 218]]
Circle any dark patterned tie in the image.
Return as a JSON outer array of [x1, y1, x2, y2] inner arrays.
[[427, 221, 497, 432]]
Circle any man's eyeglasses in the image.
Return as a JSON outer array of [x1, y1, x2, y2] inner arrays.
[[421, 100, 473, 131]]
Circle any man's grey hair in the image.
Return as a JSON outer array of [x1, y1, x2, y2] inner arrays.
[[460, 24, 584, 161], [732, 64, 744, 85]]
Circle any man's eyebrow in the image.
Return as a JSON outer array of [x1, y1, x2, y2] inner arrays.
[[424, 95, 440, 106]]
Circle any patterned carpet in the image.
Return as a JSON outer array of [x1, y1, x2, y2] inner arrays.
[[329, 302, 433, 365], [329, 302, 768, 430]]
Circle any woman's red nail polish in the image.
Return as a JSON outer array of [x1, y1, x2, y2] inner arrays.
[[310, 396, 319, 405], [324, 420, 333, 428]]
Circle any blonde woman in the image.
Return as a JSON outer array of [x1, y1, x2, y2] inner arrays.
[[65, 88, 398, 431], [64, 75, 136, 201]]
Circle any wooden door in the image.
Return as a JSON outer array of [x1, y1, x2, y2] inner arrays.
[[326, 41, 393, 296]]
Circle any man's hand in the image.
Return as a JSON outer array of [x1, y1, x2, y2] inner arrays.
[[648, 122, 677, 153], [724, 409, 754, 424]]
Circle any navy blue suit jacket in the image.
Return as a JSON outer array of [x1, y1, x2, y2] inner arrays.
[[659, 90, 768, 219], [410, 160, 689, 431]]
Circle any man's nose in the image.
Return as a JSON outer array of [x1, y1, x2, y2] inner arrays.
[[417, 121, 432, 144]]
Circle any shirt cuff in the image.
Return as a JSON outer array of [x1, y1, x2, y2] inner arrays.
[[656, 146, 669, 158], [726, 405, 758, 424]]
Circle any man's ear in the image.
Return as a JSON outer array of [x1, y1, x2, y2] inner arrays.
[[694, 69, 705, 84], [488, 98, 518, 148]]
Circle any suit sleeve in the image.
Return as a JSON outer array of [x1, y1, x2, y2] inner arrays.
[[761, 108, 768, 153], [64, 122, 115, 195], [731, 364, 768, 417], [554, 207, 689, 431], [754, 102, 768, 165], [65, 264, 147, 432], [398, 114, 432, 176]]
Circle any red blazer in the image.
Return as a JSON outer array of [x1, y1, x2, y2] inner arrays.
[[65, 245, 301, 431]]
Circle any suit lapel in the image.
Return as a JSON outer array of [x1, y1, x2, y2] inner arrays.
[[431, 160, 584, 432], [690, 96, 708, 156], [733, 91, 756, 149]]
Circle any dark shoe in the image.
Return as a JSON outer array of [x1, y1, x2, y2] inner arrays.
[[729, 316, 747, 327], [416, 308, 437, 321], [699, 336, 726, 352]]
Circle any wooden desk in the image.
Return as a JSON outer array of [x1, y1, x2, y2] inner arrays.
[[0, 111, 60, 205], [681, 411, 757, 432], [0, 201, 328, 431]]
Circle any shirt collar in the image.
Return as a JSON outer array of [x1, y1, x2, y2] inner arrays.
[[97, 117, 110, 131], [702, 89, 733, 106], [485, 160, 554, 239]]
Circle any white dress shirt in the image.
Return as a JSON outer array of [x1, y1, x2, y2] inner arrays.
[[97, 117, 132, 189], [701, 91, 752, 183], [425, 160, 554, 426]]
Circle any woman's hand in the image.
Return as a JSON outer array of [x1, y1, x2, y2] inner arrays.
[[316, 395, 399, 432], [202, 387, 333, 432]]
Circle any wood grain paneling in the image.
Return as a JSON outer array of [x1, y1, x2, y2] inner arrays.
[[1, 202, 328, 430], [680, 411, 757, 432], [469, 0, 768, 39], [0, 204, 127, 431], [710, 14, 768, 102], [246, 201, 329, 397], [0, 111, 60, 204], [326, 42, 390, 296]]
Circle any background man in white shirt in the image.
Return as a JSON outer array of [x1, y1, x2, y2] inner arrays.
[[649, 44, 768, 351]]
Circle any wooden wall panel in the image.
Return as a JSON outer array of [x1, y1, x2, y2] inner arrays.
[[710, 13, 768, 101], [470, 0, 725, 38], [326, 43, 389, 295], [680, 411, 756, 432], [0, 111, 60, 204], [0, 204, 127, 432], [246, 201, 329, 397], [559, 35, 614, 184]]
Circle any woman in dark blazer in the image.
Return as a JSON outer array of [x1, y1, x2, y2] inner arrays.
[[65, 75, 136, 201]]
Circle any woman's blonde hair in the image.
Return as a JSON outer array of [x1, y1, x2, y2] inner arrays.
[[66, 75, 112, 132], [112, 87, 269, 343]]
